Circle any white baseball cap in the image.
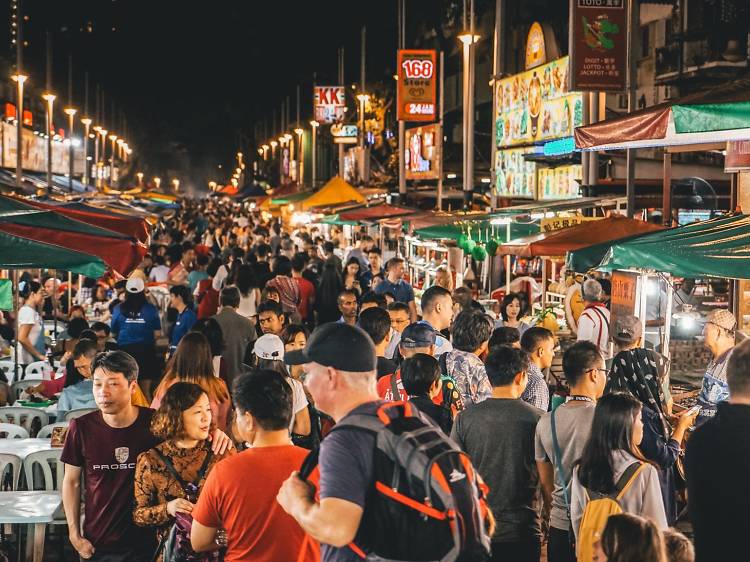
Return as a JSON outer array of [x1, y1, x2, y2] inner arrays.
[[253, 334, 285, 361], [125, 277, 145, 294]]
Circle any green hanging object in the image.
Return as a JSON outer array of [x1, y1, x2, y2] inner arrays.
[[486, 239, 499, 257], [472, 244, 488, 262], [465, 238, 476, 253], [457, 233, 469, 252]]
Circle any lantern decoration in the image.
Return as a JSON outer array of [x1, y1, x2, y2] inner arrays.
[[472, 244, 488, 262]]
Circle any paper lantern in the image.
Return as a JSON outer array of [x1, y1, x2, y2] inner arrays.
[[486, 239, 499, 257], [472, 244, 487, 261]]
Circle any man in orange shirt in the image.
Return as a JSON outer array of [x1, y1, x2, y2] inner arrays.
[[191, 370, 319, 562]]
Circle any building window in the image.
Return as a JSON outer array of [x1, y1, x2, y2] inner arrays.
[[641, 26, 650, 58]]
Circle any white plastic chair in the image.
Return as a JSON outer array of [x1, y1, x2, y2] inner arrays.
[[0, 360, 23, 384], [0, 407, 49, 436], [0, 423, 28, 438], [9, 380, 43, 402], [23, 449, 66, 561], [0, 452, 22, 491], [37, 422, 69, 439], [23, 361, 50, 380], [64, 408, 97, 421]]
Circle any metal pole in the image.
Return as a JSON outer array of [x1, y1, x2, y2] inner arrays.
[[15, 0, 24, 191], [464, 0, 476, 210], [489, 0, 504, 210], [68, 53, 74, 193], [46, 32, 53, 196], [12, 270, 19, 383], [397, 0, 407, 205], [311, 124, 317, 187], [338, 47, 345, 177], [437, 51, 445, 211], [625, 0, 639, 218], [83, 72, 90, 186], [359, 26, 366, 150]]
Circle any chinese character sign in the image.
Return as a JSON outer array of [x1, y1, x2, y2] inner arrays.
[[397, 50, 437, 122], [313, 86, 346, 124], [571, 0, 628, 91], [610, 270, 641, 330]]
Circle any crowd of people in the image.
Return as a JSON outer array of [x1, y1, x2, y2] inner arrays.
[[0, 198, 745, 562]]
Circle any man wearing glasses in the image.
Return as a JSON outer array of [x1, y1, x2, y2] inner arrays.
[[697, 309, 737, 425]]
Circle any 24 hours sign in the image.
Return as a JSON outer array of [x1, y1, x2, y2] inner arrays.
[[397, 50, 437, 122]]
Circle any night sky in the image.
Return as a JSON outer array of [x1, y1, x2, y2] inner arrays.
[[9, 0, 441, 189]]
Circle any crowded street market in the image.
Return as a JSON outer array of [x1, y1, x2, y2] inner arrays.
[[0, 1, 748, 562]]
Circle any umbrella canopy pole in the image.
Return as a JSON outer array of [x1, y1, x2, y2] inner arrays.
[[67, 272, 72, 313], [12, 269, 18, 383], [53, 270, 58, 343], [505, 222, 512, 293]]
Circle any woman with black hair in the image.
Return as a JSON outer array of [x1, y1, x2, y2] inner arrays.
[[17, 280, 47, 366], [342, 256, 362, 295], [570, 393, 667, 552], [111, 277, 162, 399], [495, 292, 533, 335], [234, 264, 261, 322], [314, 257, 344, 325]]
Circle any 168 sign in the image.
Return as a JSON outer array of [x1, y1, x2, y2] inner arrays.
[[397, 50, 437, 122]]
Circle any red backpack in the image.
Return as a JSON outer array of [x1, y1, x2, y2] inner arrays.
[[301, 402, 492, 561]]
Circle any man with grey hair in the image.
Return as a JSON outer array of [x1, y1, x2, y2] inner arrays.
[[278, 322, 381, 561], [576, 278, 611, 358]]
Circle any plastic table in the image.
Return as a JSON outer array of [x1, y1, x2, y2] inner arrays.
[[0, 439, 55, 461], [0, 491, 61, 562]]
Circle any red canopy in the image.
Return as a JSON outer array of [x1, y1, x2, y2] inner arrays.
[[500, 216, 665, 257], [338, 204, 415, 222], [0, 223, 145, 275], [17, 198, 150, 245]]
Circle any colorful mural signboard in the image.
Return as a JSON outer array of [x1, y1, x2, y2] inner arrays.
[[405, 123, 441, 180], [537, 164, 583, 200], [495, 147, 537, 198]]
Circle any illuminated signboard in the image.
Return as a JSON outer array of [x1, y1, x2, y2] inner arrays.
[[313, 86, 346, 124], [495, 56, 583, 148], [397, 50, 437, 122], [495, 147, 537, 199], [537, 165, 583, 200], [331, 124, 358, 144], [405, 123, 441, 180]]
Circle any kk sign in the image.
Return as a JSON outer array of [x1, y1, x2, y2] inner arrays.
[[397, 50, 437, 122], [314, 86, 346, 124]]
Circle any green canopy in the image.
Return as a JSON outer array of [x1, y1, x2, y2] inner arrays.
[[319, 214, 357, 226], [583, 214, 750, 279], [415, 221, 538, 242], [0, 230, 107, 278], [566, 231, 662, 273]]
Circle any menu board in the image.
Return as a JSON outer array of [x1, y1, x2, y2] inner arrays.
[[537, 164, 583, 200], [495, 147, 536, 198], [405, 124, 441, 180], [495, 56, 584, 148]]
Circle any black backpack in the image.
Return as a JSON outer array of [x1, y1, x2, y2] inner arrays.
[[301, 401, 492, 561]]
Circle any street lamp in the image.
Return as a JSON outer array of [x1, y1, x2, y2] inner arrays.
[[457, 31, 480, 209], [64, 108, 77, 193], [11, 74, 28, 190], [80, 117, 92, 186], [270, 140, 278, 158], [42, 93, 56, 195], [136, 172, 144, 186], [153, 177, 161, 189], [310, 120, 319, 188], [294, 127, 304, 185], [262, 144, 269, 160], [116, 138, 124, 162], [356, 94, 370, 149], [108, 134, 117, 187], [172, 178, 180, 192]]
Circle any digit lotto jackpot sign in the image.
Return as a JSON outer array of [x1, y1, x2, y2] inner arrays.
[[397, 50, 437, 122]]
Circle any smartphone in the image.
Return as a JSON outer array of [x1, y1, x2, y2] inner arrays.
[[686, 405, 701, 416]]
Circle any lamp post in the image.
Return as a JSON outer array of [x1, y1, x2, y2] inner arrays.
[[108, 134, 117, 187], [270, 140, 278, 159], [64, 107, 77, 193], [136, 172, 143, 187], [310, 120, 319, 187], [97, 128, 108, 187], [11, 74, 28, 191], [172, 178, 180, 192], [153, 177, 161, 190], [42, 93, 56, 195], [356, 94, 369, 149], [80, 117, 92, 186], [458, 30, 479, 210], [294, 127, 303, 185], [262, 144, 269, 160]]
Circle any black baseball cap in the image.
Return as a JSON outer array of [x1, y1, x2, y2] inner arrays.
[[399, 322, 437, 349], [285, 323, 377, 372]]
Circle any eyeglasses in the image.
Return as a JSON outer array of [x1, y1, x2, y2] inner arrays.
[[589, 368, 608, 376]]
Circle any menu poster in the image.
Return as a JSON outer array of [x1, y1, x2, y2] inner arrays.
[[495, 56, 584, 148], [495, 147, 537, 198], [537, 164, 583, 200]]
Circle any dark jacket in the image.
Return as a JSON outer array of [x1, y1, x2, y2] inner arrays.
[[639, 405, 681, 525], [685, 402, 750, 562]]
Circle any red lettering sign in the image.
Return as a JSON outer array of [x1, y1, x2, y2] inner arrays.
[[397, 50, 438, 122]]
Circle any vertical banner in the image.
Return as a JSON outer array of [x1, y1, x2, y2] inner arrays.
[[610, 270, 640, 329], [313, 86, 346, 124], [570, 0, 628, 91], [397, 50, 437, 122], [405, 124, 441, 180]]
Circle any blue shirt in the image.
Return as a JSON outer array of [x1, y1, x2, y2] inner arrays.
[[360, 267, 384, 291], [57, 379, 95, 419], [374, 278, 415, 304], [111, 303, 161, 346], [417, 319, 453, 357], [170, 307, 197, 350]]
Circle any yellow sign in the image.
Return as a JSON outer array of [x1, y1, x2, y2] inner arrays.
[[525, 22, 546, 70], [540, 216, 598, 233]]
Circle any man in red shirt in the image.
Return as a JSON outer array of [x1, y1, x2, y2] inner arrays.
[[292, 253, 315, 326], [191, 370, 319, 562], [377, 323, 436, 401]]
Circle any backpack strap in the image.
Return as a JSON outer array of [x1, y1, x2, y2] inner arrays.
[[152, 446, 214, 490], [614, 462, 645, 501]]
